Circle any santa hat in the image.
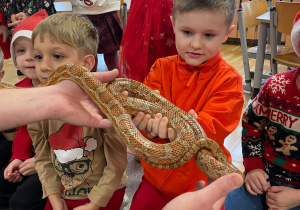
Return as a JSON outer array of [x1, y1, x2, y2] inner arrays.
[[291, 11, 300, 57], [10, 10, 48, 68], [49, 124, 98, 164]]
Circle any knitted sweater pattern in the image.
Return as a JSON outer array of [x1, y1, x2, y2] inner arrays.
[[242, 68, 300, 184]]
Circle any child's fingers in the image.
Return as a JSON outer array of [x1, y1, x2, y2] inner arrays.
[[158, 117, 169, 138], [132, 112, 145, 127], [146, 119, 154, 133], [138, 114, 152, 131], [121, 91, 128, 97], [8, 173, 19, 183], [168, 128, 175, 141], [188, 109, 197, 119], [146, 131, 157, 139], [245, 182, 258, 195], [151, 113, 163, 135]]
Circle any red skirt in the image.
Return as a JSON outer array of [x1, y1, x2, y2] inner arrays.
[[118, 0, 177, 82]]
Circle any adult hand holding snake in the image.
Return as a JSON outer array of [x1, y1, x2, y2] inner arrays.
[[0, 68, 119, 131]]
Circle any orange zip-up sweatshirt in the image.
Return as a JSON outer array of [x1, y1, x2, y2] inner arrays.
[[142, 51, 244, 198]]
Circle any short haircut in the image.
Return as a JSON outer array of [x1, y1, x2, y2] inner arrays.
[[173, 0, 237, 27], [0, 48, 3, 70], [32, 12, 99, 57]]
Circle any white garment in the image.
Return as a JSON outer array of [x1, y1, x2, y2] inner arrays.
[[70, 0, 120, 15]]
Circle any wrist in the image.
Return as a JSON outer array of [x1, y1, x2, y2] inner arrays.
[[36, 86, 57, 121], [48, 193, 62, 203]]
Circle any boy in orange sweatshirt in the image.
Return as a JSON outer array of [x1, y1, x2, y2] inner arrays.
[[130, 0, 243, 209]]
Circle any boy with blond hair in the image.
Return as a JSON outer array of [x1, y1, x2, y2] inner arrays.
[[130, 0, 244, 209], [27, 13, 127, 210]]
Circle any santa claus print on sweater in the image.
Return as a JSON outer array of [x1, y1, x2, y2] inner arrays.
[[49, 123, 98, 191]]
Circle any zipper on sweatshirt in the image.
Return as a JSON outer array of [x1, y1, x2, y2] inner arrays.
[[161, 70, 199, 193], [182, 70, 199, 110]]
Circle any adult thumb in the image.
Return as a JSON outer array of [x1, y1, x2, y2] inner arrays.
[[201, 173, 243, 206]]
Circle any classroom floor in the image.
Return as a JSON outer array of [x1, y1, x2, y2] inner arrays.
[[1, 43, 288, 210]]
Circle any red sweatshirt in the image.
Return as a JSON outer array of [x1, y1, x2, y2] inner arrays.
[[10, 78, 33, 161], [142, 52, 244, 198]]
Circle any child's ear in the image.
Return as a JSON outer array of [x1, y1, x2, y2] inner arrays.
[[222, 25, 235, 43], [170, 16, 175, 31], [82, 54, 95, 71]]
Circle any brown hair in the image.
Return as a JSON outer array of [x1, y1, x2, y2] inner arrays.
[[173, 0, 237, 27]]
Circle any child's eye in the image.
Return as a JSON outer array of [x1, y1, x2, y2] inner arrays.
[[183, 30, 192, 35], [34, 55, 43, 60], [205, 33, 215, 38], [17, 49, 25, 53], [53, 54, 63, 59]]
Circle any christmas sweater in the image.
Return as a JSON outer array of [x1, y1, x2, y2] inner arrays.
[[0, 0, 56, 20], [28, 121, 127, 207], [242, 67, 300, 184], [0, 0, 56, 36]]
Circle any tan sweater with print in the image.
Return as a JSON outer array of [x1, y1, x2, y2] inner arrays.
[[28, 120, 127, 207]]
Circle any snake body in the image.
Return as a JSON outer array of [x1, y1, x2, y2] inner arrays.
[[1, 64, 244, 180]]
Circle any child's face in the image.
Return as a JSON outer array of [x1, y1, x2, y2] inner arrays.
[[172, 10, 234, 66], [33, 35, 86, 83], [14, 37, 38, 82]]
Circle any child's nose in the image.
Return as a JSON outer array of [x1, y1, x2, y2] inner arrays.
[[191, 38, 203, 49], [25, 51, 34, 60], [40, 60, 52, 72]]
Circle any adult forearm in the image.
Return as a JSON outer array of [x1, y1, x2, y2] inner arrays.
[[0, 87, 52, 131]]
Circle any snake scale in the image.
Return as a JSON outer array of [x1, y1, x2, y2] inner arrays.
[[0, 64, 244, 180]]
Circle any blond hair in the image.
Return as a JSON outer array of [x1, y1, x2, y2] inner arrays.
[[32, 12, 99, 57], [173, 0, 237, 27]]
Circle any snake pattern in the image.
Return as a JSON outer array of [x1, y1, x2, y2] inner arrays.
[[0, 64, 244, 180]]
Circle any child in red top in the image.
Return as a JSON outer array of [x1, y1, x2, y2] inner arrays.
[[118, 0, 177, 82], [0, 10, 48, 210], [130, 0, 243, 209]]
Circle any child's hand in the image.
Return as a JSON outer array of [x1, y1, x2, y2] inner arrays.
[[133, 112, 175, 141], [245, 169, 270, 195], [48, 193, 68, 210], [73, 202, 100, 210], [188, 109, 197, 119], [266, 186, 300, 209], [9, 12, 28, 29], [18, 157, 36, 176], [4, 159, 23, 183], [0, 23, 8, 43]]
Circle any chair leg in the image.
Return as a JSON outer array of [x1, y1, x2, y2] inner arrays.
[[243, 60, 252, 92], [270, 60, 278, 75]]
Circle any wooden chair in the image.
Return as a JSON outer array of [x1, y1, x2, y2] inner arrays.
[[270, 1, 300, 75], [237, 0, 291, 92]]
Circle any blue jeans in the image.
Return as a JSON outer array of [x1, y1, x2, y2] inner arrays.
[[225, 179, 300, 210]]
